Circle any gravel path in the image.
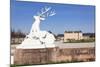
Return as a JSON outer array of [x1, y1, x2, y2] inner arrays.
[[55, 42, 95, 48]]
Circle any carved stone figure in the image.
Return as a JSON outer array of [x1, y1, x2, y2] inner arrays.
[[17, 6, 56, 48]]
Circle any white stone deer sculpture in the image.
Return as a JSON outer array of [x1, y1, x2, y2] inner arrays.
[[27, 7, 56, 40], [17, 7, 56, 49]]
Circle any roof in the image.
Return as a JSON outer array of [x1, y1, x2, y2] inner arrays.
[[64, 31, 82, 33], [83, 33, 95, 37]]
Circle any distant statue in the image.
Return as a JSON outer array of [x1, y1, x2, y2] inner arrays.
[[17, 6, 56, 48]]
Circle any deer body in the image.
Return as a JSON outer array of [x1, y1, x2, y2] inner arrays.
[[30, 16, 45, 33], [30, 16, 41, 33]]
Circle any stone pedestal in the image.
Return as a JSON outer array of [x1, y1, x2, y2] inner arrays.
[[14, 47, 59, 65]]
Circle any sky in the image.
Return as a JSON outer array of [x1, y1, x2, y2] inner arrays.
[[11, 0, 95, 34]]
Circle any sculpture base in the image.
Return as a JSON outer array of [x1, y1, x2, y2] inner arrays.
[[16, 43, 56, 49], [14, 47, 58, 65]]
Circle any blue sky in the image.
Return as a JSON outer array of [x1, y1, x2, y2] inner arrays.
[[11, 0, 95, 34]]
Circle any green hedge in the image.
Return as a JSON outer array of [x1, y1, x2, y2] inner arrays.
[[64, 39, 95, 43]]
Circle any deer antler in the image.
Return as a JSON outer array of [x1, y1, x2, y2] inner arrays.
[[48, 10, 56, 16], [37, 6, 56, 18]]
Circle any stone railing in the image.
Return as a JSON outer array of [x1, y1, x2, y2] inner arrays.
[[14, 47, 95, 65]]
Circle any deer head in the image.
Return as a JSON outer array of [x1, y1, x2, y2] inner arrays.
[[34, 16, 45, 21], [36, 6, 56, 20]]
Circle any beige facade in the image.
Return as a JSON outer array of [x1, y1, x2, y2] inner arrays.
[[64, 31, 83, 42]]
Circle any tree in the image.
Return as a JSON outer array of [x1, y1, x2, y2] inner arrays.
[[11, 29, 25, 38]]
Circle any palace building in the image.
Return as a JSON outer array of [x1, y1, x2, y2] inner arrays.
[[64, 31, 83, 42]]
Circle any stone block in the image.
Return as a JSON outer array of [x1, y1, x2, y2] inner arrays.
[[14, 47, 59, 65]]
